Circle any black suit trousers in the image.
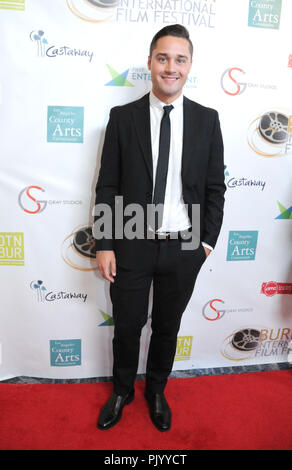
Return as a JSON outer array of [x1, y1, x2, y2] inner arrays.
[[109, 237, 206, 395]]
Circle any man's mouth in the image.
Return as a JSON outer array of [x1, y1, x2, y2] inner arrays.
[[161, 76, 179, 82]]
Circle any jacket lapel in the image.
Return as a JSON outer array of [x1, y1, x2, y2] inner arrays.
[[132, 93, 153, 184]]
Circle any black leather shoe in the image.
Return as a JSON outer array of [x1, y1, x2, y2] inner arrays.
[[97, 390, 134, 430], [145, 391, 171, 432]]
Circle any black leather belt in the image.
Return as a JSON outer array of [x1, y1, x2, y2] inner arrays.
[[152, 231, 190, 242]]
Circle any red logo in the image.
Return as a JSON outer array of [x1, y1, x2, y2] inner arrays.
[[288, 55, 292, 68], [261, 281, 292, 297]]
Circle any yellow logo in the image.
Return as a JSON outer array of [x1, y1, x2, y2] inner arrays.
[[175, 336, 193, 362]]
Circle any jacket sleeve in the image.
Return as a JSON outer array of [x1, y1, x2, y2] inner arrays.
[[202, 111, 226, 249], [93, 108, 121, 252]]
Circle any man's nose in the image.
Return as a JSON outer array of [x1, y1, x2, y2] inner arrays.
[[165, 59, 176, 73]]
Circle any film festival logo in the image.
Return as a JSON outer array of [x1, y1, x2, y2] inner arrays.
[[66, 0, 216, 26], [30, 280, 88, 303], [0, 0, 25, 10], [62, 225, 98, 271], [30, 29, 94, 62], [202, 298, 253, 322], [18, 185, 82, 214], [47, 106, 84, 143], [248, 0, 282, 30], [50, 339, 81, 367], [221, 326, 292, 362], [248, 110, 292, 158], [0, 232, 24, 266], [220, 67, 276, 97]]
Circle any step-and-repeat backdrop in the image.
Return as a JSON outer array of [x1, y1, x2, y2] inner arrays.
[[1, 0, 292, 380]]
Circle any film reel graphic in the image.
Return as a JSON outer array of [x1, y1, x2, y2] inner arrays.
[[61, 225, 98, 271], [232, 328, 260, 352], [248, 110, 291, 157], [221, 327, 263, 361], [259, 112, 289, 145], [66, 0, 118, 22]]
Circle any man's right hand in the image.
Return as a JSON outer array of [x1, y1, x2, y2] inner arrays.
[[96, 250, 116, 283]]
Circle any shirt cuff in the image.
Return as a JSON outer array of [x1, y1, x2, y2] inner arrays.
[[202, 242, 213, 251]]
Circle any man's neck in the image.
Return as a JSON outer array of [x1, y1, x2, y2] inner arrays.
[[151, 88, 182, 104]]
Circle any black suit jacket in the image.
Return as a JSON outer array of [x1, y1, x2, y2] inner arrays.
[[93, 93, 225, 266]]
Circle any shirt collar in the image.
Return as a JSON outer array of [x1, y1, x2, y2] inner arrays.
[[149, 90, 183, 110]]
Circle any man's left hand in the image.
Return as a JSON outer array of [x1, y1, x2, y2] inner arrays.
[[203, 247, 211, 258]]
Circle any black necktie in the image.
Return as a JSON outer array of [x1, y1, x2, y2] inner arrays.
[[152, 104, 174, 230]]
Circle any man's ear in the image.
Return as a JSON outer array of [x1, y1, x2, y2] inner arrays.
[[147, 56, 151, 70]]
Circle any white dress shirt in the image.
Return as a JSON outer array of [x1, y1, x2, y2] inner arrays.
[[149, 90, 213, 251]]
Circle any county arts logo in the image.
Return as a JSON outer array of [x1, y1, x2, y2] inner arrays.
[[248, 0, 282, 30], [221, 67, 276, 96], [227, 231, 258, 261], [50, 339, 81, 367], [221, 326, 291, 362], [30, 29, 94, 62], [248, 110, 292, 157], [47, 106, 84, 143], [66, 0, 217, 26]]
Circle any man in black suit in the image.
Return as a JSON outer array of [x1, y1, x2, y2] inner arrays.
[[94, 24, 225, 431]]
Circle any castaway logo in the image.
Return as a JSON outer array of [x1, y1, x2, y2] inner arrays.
[[67, 0, 216, 26], [221, 326, 291, 362], [289, 55, 292, 68], [261, 281, 292, 297], [62, 225, 97, 271], [224, 166, 266, 191], [30, 280, 88, 303], [47, 106, 84, 143], [0, 0, 25, 10], [248, 110, 292, 158], [50, 339, 81, 367], [30, 29, 94, 62], [202, 299, 253, 321], [221, 67, 276, 96], [248, 0, 282, 30], [275, 201, 292, 219], [174, 336, 193, 361], [105, 64, 198, 89], [227, 231, 258, 261], [0, 232, 24, 266], [18, 186, 82, 214]]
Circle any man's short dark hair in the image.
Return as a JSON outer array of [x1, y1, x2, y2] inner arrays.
[[149, 24, 193, 58]]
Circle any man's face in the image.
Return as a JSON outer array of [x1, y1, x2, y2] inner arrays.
[[148, 35, 192, 103]]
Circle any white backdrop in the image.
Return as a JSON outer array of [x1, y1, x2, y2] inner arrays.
[[1, 0, 292, 380]]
